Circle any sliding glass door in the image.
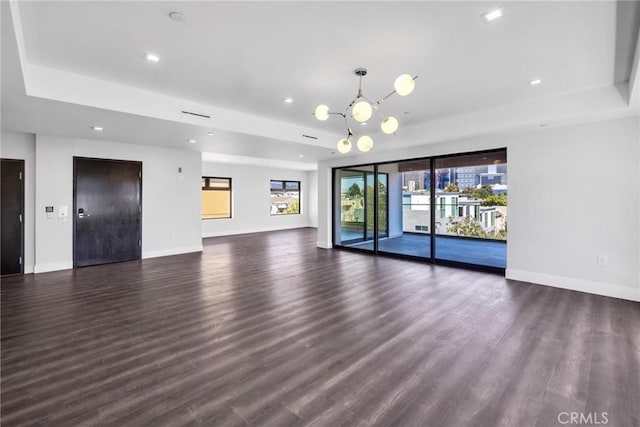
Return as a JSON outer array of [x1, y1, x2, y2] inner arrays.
[[334, 167, 387, 251], [433, 151, 507, 268], [332, 149, 507, 272], [337, 169, 369, 246], [375, 160, 431, 259]]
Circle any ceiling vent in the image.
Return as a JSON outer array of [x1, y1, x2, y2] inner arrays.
[[302, 134, 318, 140], [181, 110, 211, 119]]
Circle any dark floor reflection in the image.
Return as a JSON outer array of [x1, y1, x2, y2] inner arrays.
[[344, 233, 506, 268]]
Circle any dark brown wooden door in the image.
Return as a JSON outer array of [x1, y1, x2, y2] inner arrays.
[[1, 159, 24, 275], [74, 157, 142, 267]]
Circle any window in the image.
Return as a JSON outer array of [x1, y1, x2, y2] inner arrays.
[[202, 177, 231, 219], [270, 180, 300, 215]]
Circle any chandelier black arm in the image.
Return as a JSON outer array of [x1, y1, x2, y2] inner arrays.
[[360, 94, 376, 105], [346, 75, 367, 112], [374, 75, 419, 107], [342, 114, 354, 137], [344, 94, 361, 113], [373, 90, 396, 107], [323, 112, 352, 137]]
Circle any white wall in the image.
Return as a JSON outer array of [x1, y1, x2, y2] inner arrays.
[[34, 135, 202, 273], [201, 161, 315, 238], [317, 116, 640, 301], [1, 130, 36, 273], [506, 118, 639, 302], [307, 170, 318, 228]]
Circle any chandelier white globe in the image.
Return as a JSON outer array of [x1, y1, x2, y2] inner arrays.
[[381, 116, 399, 134], [313, 68, 416, 154], [351, 101, 372, 123], [314, 104, 329, 121], [337, 138, 352, 154], [394, 74, 415, 96], [357, 135, 374, 152]]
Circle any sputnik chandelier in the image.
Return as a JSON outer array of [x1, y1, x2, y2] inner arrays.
[[314, 67, 417, 154]]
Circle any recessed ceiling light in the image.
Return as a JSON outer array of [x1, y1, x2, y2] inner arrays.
[[145, 53, 160, 62], [298, 154, 304, 158], [529, 78, 542, 86], [283, 97, 294, 103], [207, 132, 214, 136], [91, 126, 104, 131], [169, 12, 185, 22], [187, 139, 197, 144], [482, 8, 503, 22]]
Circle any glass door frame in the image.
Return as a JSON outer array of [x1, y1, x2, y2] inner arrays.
[[368, 170, 389, 244], [331, 147, 508, 274], [333, 166, 388, 253], [341, 168, 368, 245]]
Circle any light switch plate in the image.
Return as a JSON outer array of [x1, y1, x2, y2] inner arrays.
[[59, 205, 68, 217]]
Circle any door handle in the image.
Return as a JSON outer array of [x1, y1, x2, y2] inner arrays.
[[78, 208, 89, 218]]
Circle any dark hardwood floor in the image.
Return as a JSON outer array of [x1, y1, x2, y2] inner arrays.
[[1, 228, 639, 427]]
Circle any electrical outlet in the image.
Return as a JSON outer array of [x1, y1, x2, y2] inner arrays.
[[597, 255, 608, 266]]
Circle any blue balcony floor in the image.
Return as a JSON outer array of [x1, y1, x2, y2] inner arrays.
[[340, 233, 507, 269]]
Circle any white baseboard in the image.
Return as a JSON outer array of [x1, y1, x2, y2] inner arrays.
[[142, 245, 203, 259], [32, 247, 203, 273], [316, 240, 332, 249], [506, 269, 640, 302], [24, 264, 34, 274], [34, 261, 73, 274], [202, 225, 313, 239]]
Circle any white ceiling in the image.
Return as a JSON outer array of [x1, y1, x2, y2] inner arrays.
[[2, 1, 639, 166]]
